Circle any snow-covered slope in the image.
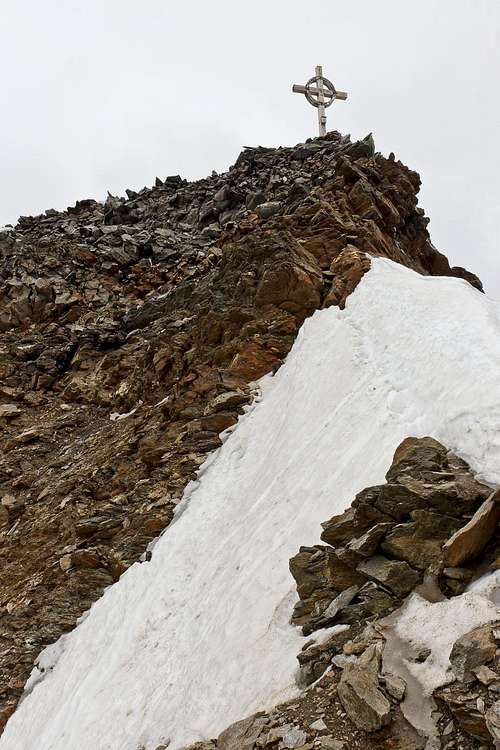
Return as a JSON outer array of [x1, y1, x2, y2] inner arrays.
[[3, 259, 500, 750]]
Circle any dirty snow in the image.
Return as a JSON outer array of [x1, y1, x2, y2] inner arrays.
[[383, 572, 500, 734], [3, 258, 500, 750]]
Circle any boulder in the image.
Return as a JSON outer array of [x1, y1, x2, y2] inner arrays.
[[217, 713, 267, 750], [382, 673, 406, 700], [321, 505, 391, 546], [255, 201, 281, 220], [443, 491, 500, 567], [386, 437, 448, 481], [357, 555, 420, 597], [381, 510, 460, 570], [338, 645, 391, 732], [485, 700, 500, 747], [319, 585, 359, 623], [348, 522, 393, 556], [449, 624, 497, 682]]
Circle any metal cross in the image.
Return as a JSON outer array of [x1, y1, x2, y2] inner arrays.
[[292, 65, 348, 137]]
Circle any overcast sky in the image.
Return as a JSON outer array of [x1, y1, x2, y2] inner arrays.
[[1, 0, 499, 294]]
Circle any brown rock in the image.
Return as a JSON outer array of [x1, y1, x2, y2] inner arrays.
[[387, 436, 448, 481], [381, 510, 460, 570], [321, 505, 391, 546], [449, 624, 497, 682], [357, 555, 420, 597], [323, 246, 371, 309], [217, 713, 268, 750], [443, 491, 500, 567], [338, 645, 392, 732], [452, 704, 490, 742]]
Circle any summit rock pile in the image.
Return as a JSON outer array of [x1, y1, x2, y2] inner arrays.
[[0, 131, 482, 731]]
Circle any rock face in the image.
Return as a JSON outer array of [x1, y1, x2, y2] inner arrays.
[[0, 132, 483, 731]]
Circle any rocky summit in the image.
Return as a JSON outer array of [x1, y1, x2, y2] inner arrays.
[[0, 130, 496, 750]]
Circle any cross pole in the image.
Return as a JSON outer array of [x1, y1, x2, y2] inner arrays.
[[292, 65, 348, 137]]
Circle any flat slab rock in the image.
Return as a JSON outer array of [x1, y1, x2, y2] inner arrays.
[[357, 555, 420, 597], [338, 645, 392, 732], [443, 490, 500, 567]]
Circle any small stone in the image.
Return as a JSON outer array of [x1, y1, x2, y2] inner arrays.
[[348, 523, 393, 556], [320, 740, 345, 750], [255, 201, 281, 220], [309, 719, 327, 732], [474, 665, 498, 685], [59, 554, 73, 572], [320, 585, 359, 622], [282, 728, 307, 748], [382, 673, 406, 700], [413, 647, 432, 663]]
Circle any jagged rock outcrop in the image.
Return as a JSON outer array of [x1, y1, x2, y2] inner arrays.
[[0, 132, 482, 730], [290, 437, 491, 639], [181, 437, 500, 750]]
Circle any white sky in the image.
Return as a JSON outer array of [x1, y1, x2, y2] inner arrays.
[[1, 0, 499, 294]]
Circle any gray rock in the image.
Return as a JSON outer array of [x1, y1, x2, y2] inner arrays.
[[256, 201, 281, 220], [217, 712, 267, 750], [245, 191, 266, 211], [320, 585, 359, 622], [310, 718, 327, 731], [320, 740, 345, 750], [357, 555, 420, 597], [282, 728, 307, 748], [382, 672, 406, 700], [449, 624, 497, 682], [338, 645, 391, 732]]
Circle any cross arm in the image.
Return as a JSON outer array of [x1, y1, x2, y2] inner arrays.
[[292, 84, 348, 100]]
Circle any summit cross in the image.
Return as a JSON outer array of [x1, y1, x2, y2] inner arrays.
[[292, 65, 348, 137]]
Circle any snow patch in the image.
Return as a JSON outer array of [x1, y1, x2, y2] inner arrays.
[[383, 571, 500, 735]]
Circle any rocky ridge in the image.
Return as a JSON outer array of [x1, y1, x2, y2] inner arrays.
[[182, 438, 500, 750], [0, 131, 482, 730]]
